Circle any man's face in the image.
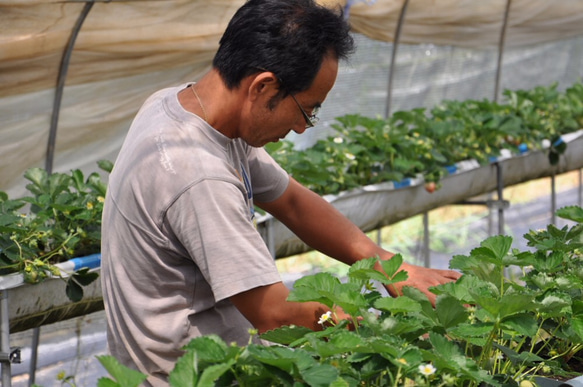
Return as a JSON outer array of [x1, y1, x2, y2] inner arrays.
[[243, 56, 339, 147]]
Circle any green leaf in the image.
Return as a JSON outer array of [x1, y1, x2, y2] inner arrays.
[[556, 205, 583, 223], [320, 286, 368, 315], [379, 254, 403, 278], [477, 235, 513, 262], [98, 159, 114, 173], [448, 322, 495, 339], [87, 173, 108, 196], [428, 332, 464, 362], [182, 335, 228, 363], [493, 343, 544, 366], [433, 275, 486, 304], [292, 272, 341, 293], [247, 345, 314, 373], [474, 292, 536, 320], [538, 293, 571, 316], [72, 268, 99, 286], [168, 350, 198, 387], [309, 330, 368, 358], [196, 361, 235, 387], [48, 173, 72, 198], [329, 377, 351, 387], [300, 364, 339, 387], [286, 287, 333, 308], [96, 355, 147, 387], [287, 273, 342, 307], [66, 278, 84, 302], [571, 316, 583, 342], [24, 168, 47, 192], [71, 169, 85, 192], [402, 286, 436, 322], [374, 296, 422, 314], [260, 325, 314, 345], [348, 257, 393, 285], [501, 313, 539, 337], [435, 294, 468, 329], [96, 378, 120, 387]]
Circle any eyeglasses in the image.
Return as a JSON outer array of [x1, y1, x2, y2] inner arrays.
[[289, 93, 320, 128], [253, 67, 320, 128]]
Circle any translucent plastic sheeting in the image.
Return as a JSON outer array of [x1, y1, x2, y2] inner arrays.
[[0, 0, 341, 196], [1, 0, 583, 197], [348, 0, 583, 48], [287, 34, 583, 151], [0, 1, 236, 196]]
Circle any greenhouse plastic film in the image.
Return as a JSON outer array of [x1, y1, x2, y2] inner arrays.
[[348, 0, 583, 48], [2, 0, 583, 197]]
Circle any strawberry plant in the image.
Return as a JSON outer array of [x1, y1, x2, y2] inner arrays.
[[267, 82, 583, 195], [0, 160, 112, 301], [97, 206, 583, 386]]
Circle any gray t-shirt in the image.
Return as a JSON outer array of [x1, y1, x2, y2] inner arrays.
[[101, 84, 289, 386]]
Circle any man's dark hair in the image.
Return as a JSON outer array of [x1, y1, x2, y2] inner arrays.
[[212, 0, 354, 96]]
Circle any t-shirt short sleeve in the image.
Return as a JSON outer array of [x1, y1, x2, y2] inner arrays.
[[166, 178, 281, 303], [247, 147, 289, 203]]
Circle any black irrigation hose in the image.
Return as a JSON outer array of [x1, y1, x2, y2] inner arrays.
[[46, 1, 95, 174]]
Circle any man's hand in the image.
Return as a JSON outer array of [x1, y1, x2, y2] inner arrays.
[[383, 261, 461, 306]]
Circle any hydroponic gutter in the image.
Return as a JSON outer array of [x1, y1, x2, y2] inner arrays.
[[257, 130, 583, 259], [0, 254, 102, 333]]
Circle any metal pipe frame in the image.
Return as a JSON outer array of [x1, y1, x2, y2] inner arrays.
[[494, 0, 513, 102], [384, 0, 410, 119], [2, 4, 98, 387], [46, 1, 95, 174], [1, 291, 11, 386]]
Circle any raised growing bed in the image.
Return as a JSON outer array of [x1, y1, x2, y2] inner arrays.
[[257, 130, 583, 259], [0, 254, 102, 334], [1, 131, 580, 334]]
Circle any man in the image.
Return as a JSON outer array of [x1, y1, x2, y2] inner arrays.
[[101, 0, 461, 385]]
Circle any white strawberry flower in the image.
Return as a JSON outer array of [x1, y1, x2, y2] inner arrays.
[[318, 311, 333, 326], [418, 363, 436, 376]]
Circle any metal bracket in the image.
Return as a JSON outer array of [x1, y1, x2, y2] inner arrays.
[[0, 347, 21, 364], [457, 199, 510, 210]]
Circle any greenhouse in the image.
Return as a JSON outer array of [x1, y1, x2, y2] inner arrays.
[[1, 0, 583, 386]]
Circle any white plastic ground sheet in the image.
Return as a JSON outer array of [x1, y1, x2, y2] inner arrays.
[[1, 0, 583, 196]]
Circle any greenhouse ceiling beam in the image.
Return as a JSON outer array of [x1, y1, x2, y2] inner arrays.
[[494, 0, 512, 103], [46, 1, 95, 174], [64, 0, 166, 2], [384, 0, 409, 118]]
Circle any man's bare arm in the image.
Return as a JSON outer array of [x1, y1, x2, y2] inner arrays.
[[257, 178, 461, 305], [229, 281, 349, 332]]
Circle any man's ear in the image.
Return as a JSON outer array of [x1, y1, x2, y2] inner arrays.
[[248, 72, 280, 102]]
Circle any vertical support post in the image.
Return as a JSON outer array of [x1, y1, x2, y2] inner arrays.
[[376, 228, 382, 246], [1, 291, 11, 387], [28, 328, 40, 387], [551, 174, 557, 225], [578, 169, 582, 207], [266, 217, 276, 259], [423, 212, 430, 268], [384, 0, 410, 118], [496, 163, 505, 235], [494, 0, 512, 102], [487, 194, 494, 237]]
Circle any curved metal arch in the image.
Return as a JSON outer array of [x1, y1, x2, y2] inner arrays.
[[45, 1, 95, 174], [384, 0, 410, 119]]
